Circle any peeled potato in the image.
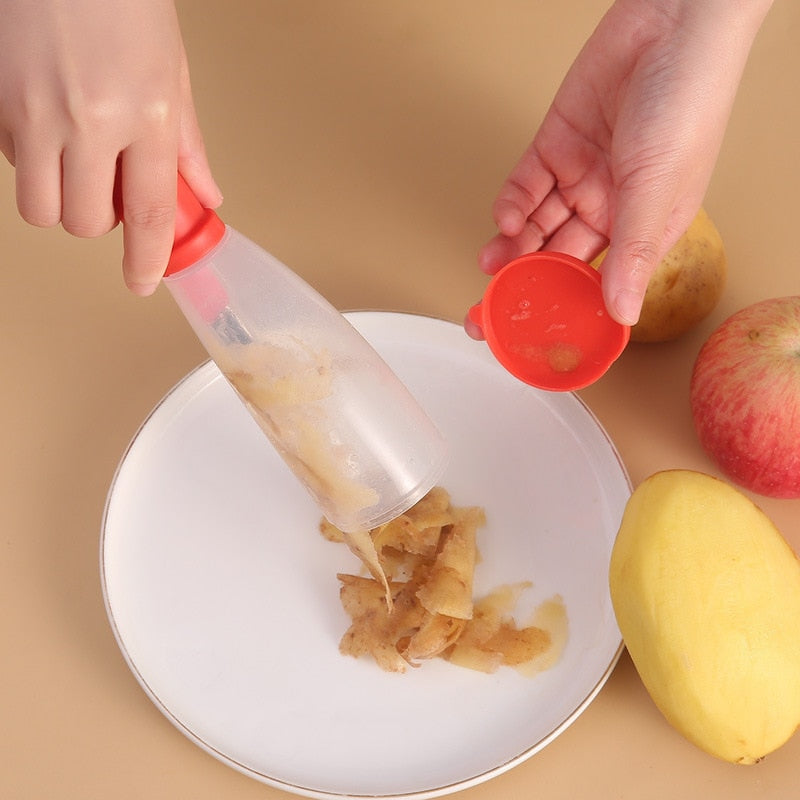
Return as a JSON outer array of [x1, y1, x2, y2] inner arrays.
[[609, 470, 800, 763], [594, 208, 727, 342]]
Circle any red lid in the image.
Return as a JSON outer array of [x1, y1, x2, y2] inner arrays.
[[467, 252, 630, 391], [164, 175, 226, 276]]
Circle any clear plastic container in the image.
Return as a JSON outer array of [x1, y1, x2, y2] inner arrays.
[[163, 176, 448, 532]]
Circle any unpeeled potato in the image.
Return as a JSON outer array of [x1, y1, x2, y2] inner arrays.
[[593, 208, 727, 342]]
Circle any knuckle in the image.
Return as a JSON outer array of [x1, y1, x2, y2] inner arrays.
[[69, 89, 175, 136], [624, 241, 661, 280], [123, 202, 174, 230], [7, 91, 49, 128], [142, 99, 172, 127]]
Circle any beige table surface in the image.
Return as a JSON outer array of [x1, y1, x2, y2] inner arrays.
[[2, 2, 799, 798]]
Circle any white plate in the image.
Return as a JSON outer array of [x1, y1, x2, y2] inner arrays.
[[101, 311, 630, 799]]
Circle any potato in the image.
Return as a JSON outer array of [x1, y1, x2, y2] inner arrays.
[[609, 470, 800, 764], [593, 208, 727, 342]]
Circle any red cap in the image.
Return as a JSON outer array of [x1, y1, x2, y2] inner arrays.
[[164, 175, 226, 276], [467, 252, 630, 391]]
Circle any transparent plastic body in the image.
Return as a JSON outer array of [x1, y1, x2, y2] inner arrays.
[[164, 226, 448, 532]]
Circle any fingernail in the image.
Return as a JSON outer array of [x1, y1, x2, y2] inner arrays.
[[613, 289, 642, 326]]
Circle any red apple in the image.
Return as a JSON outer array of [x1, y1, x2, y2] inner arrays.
[[690, 296, 800, 499]]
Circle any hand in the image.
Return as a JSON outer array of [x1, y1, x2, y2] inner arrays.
[[477, 0, 772, 326], [0, 0, 222, 295]]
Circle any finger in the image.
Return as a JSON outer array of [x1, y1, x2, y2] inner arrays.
[[60, 143, 118, 237], [491, 197, 528, 239], [12, 137, 62, 227], [176, 54, 223, 208], [477, 233, 528, 275], [491, 145, 555, 236], [490, 195, 568, 259], [544, 214, 609, 263], [526, 187, 574, 242], [463, 311, 485, 341], [0, 130, 16, 165], [598, 207, 670, 326], [177, 151, 222, 210], [119, 146, 178, 296]]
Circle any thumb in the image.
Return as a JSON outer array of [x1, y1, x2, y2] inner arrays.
[[599, 241, 660, 327], [599, 196, 681, 326]]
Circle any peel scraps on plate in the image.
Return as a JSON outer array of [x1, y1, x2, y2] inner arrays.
[[320, 487, 568, 674]]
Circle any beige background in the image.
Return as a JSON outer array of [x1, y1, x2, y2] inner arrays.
[[2, 2, 799, 798]]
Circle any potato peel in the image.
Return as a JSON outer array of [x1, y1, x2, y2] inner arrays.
[[322, 488, 567, 675], [340, 528, 393, 610]]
